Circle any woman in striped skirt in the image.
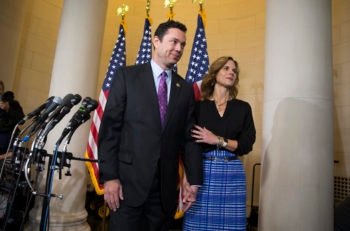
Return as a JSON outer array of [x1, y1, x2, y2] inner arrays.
[[183, 56, 256, 231]]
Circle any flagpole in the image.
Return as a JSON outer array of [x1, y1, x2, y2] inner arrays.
[[146, 0, 151, 17], [198, 0, 206, 27], [185, 0, 209, 85], [164, 0, 177, 20], [135, 1, 153, 65], [164, 0, 178, 72], [117, 4, 129, 32]]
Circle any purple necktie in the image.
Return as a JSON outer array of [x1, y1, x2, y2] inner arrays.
[[157, 71, 167, 126]]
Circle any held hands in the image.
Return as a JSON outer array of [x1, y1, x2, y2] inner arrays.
[[104, 179, 124, 212], [181, 172, 198, 212], [191, 125, 217, 145]]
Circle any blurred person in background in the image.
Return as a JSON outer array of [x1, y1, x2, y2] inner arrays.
[[0, 91, 24, 154], [0, 81, 4, 96]]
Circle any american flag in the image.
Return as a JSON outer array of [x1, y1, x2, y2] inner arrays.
[[135, 17, 152, 64], [85, 21, 126, 195], [185, 13, 209, 100]]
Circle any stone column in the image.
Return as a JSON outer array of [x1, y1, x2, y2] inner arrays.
[[26, 0, 107, 230], [259, 0, 333, 230]]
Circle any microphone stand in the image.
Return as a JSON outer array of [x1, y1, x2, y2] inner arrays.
[[1, 107, 59, 231], [1, 96, 87, 231], [38, 121, 97, 231], [9, 96, 98, 231], [1, 126, 34, 231], [38, 125, 75, 231]]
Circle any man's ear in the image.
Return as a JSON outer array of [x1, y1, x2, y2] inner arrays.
[[153, 36, 160, 48]]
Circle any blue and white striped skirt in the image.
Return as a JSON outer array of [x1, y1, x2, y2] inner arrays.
[[183, 149, 246, 231]]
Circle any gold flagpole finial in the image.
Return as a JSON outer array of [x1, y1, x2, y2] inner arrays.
[[117, 4, 129, 32], [192, 0, 206, 27], [117, 4, 129, 20], [146, 0, 151, 17], [192, 0, 204, 12], [164, 0, 177, 20]]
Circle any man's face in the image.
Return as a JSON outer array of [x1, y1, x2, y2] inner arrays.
[[153, 28, 186, 70]]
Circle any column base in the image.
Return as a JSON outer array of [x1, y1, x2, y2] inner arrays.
[[24, 209, 90, 231]]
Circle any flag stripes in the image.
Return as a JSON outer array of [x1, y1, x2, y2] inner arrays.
[[85, 21, 126, 195]]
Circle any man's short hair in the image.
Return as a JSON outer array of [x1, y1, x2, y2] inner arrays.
[[154, 20, 187, 41]]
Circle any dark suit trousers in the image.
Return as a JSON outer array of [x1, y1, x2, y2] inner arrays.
[[108, 163, 170, 231]]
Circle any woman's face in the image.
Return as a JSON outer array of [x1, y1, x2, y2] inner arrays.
[[215, 59, 237, 88], [0, 101, 9, 112]]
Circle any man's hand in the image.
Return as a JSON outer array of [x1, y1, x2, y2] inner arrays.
[[181, 173, 199, 212], [182, 184, 198, 212], [104, 179, 124, 212]]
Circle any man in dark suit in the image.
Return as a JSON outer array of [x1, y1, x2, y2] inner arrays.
[[98, 20, 203, 231]]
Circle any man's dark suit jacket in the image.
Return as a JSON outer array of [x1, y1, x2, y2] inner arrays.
[[98, 62, 202, 217]]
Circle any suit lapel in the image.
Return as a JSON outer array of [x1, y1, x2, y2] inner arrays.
[[142, 63, 165, 130], [140, 63, 163, 129]]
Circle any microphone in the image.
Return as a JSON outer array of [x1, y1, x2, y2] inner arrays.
[[65, 97, 98, 132], [18, 96, 54, 125], [37, 94, 82, 143], [36, 96, 63, 123], [49, 94, 81, 125], [56, 97, 98, 144], [83, 97, 99, 114], [26, 96, 62, 137], [46, 94, 82, 126]]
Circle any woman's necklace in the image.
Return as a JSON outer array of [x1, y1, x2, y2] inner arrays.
[[214, 98, 227, 117], [214, 100, 227, 107], [214, 97, 228, 108]]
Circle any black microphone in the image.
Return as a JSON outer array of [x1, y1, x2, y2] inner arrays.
[[65, 97, 98, 133], [46, 94, 82, 125], [80, 97, 98, 114], [18, 96, 54, 125], [50, 93, 82, 125], [56, 97, 98, 144], [37, 96, 62, 122], [37, 94, 82, 143], [26, 96, 62, 137]]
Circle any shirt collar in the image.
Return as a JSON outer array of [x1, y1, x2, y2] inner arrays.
[[151, 60, 171, 79]]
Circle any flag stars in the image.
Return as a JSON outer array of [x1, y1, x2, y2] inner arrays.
[[185, 15, 209, 83], [136, 18, 152, 65]]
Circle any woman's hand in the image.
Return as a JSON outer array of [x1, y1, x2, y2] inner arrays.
[[191, 125, 218, 145]]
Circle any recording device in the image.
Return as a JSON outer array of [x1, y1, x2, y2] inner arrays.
[[25, 96, 63, 138], [34, 96, 63, 124], [56, 97, 98, 144], [18, 96, 55, 125], [2, 95, 98, 231], [31, 94, 81, 163], [36, 94, 82, 143]]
